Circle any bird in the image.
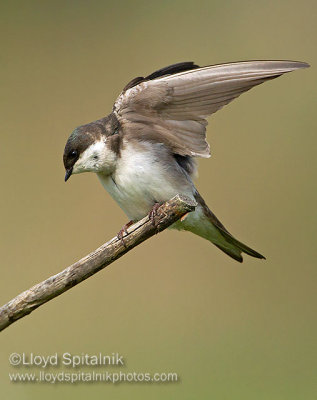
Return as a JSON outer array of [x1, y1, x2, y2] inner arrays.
[[63, 60, 309, 262]]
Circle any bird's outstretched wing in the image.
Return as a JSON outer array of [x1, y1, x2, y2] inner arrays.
[[113, 60, 309, 158]]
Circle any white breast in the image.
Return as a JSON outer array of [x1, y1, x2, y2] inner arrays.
[[97, 140, 195, 220]]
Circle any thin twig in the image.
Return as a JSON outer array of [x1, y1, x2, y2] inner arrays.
[[0, 195, 196, 332]]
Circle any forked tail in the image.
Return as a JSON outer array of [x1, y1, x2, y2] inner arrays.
[[176, 192, 266, 263]]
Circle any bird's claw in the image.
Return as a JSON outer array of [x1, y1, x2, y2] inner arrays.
[[148, 202, 162, 227], [117, 220, 134, 247]]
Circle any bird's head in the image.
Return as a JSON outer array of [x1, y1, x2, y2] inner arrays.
[[63, 115, 120, 182]]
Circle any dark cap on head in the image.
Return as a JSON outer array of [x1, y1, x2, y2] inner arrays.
[[63, 114, 119, 181]]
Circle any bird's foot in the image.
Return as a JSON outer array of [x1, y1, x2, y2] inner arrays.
[[117, 220, 134, 247], [148, 202, 163, 227]]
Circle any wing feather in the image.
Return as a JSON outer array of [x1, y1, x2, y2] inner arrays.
[[114, 60, 309, 157]]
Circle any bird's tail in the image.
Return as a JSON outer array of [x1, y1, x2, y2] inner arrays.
[[174, 192, 265, 262], [212, 226, 265, 263]]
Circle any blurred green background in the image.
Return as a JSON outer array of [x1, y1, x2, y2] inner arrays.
[[1, 0, 316, 398]]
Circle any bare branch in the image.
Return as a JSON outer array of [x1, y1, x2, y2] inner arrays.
[[0, 195, 196, 332]]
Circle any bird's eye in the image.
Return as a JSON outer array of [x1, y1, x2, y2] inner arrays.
[[69, 150, 78, 158]]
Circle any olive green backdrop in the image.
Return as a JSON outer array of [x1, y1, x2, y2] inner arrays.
[[1, 0, 316, 399]]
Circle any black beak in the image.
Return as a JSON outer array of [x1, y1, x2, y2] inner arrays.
[[64, 168, 73, 182]]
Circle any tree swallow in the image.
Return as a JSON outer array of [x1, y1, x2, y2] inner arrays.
[[63, 60, 309, 262]]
